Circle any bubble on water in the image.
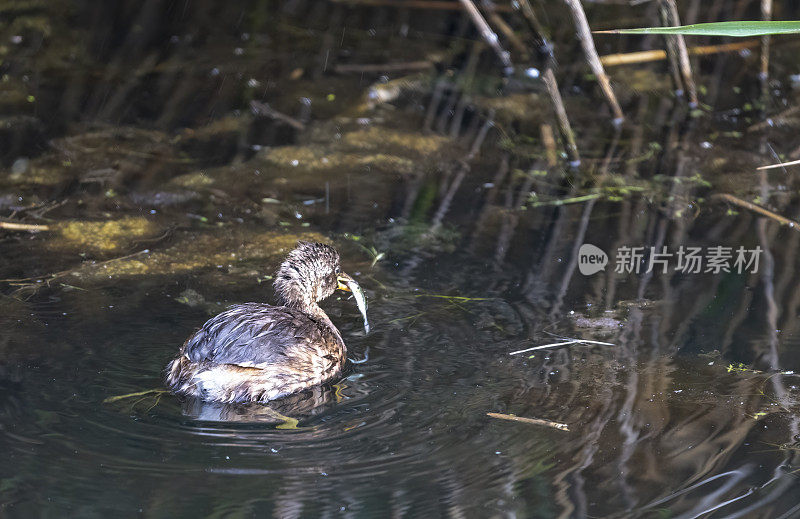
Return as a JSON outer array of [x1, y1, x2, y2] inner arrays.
[[524, 67, 540, 79]]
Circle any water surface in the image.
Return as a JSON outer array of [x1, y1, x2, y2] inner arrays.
[[3, 2, 800, 517]]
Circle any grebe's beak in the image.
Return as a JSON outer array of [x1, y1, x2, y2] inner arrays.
[[337, 273, 369, 334], [337, 272, 355, 292]]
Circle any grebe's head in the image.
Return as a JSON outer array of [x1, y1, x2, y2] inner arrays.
[[274, 242, 369, 332], [273, 243, 367, 332], [274, 242, 341, 307]]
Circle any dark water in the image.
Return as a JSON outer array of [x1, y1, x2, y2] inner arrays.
[[4, 1, 800, 517]]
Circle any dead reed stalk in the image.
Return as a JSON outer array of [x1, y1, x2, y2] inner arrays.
[[457, 0, 513, 74], [658, 0, 699, 107], [563, 0, 624, 123], [542, 68, 581, 166], [761, 0, 773, 104]]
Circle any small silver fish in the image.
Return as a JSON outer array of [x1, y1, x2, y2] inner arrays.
[[347, 279, 369, 334], [337, 274, 369, 334]]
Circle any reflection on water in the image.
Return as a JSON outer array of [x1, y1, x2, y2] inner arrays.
[[3, 1, 800, 517]]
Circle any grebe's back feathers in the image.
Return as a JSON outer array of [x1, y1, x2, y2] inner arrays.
[[183, 303, 337, 368]]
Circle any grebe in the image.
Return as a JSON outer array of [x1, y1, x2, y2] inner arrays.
[[166, 241, 368, 403]]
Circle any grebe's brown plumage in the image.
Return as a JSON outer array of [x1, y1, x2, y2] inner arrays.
[[165, 242, 367, 403]]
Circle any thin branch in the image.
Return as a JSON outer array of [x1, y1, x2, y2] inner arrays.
[[250, 100, 305, 130], [711, 193, 800, 230]]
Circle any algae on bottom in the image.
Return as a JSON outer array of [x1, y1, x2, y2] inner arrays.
[[66, 228, 328, 281], [54, 217, 161, 253]]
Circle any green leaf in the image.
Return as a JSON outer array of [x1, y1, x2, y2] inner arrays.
[[597, 21, 800, 38]]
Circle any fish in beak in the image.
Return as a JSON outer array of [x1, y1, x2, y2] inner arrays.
[[337, 273, 369, 334]]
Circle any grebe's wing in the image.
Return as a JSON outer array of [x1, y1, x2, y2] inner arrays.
[[183, 304, 330, 367]]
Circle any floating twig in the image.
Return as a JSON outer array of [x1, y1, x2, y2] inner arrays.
[[509, 338, 615, 355], [0, 221, 50, 232], [757, 158, 800, 170], [487, 412, 569, 431], [711, 193, 800, 230], [600, 40, 759, 67], [510, 340, 579, 354]]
